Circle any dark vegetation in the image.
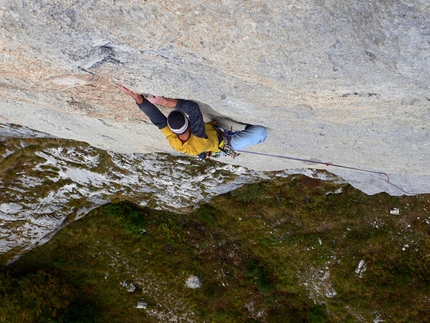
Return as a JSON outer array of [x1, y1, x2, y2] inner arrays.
[[1, 176, 430, 322]]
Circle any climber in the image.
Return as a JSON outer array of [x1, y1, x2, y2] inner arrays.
[[119, 85, 267, 159]]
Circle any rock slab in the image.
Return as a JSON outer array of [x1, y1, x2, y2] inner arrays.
[[0, 0, 429, 195]]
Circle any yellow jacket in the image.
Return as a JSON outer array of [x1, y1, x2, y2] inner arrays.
[[161, 123, 220, 156]]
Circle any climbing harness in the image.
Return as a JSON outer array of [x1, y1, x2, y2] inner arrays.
[[212, 126, 240, 159], [236, 149, 413, 195]]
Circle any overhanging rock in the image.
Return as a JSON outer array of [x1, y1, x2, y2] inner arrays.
[[1, 0, 429, 195]]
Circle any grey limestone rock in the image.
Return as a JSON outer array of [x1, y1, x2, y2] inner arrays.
[[136, 299, 148, 309], [185, 275, 202, 289], [121, 280, 136, 293], [0, 0, 429, 195]]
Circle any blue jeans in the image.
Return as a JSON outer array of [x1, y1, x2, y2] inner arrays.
[[228, 125, 267, 151]]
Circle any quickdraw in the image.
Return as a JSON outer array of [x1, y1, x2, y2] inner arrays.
[[212, 126, 240, 159]]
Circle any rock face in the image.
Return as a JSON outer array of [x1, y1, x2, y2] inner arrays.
[[1, 0, 429, 195], [0, 125, 272, 261]]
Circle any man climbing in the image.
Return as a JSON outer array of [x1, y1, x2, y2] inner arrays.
[[119, 85, 267, 159]]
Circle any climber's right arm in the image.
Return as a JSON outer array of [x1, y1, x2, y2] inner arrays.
[[119, 85, 167, 129]]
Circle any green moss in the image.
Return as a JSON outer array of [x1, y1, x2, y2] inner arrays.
[[0, 269, 101, 323], [1, 136, 430, 322]]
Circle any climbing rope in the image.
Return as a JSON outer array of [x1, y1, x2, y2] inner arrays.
[[237, 149, 413, 195]]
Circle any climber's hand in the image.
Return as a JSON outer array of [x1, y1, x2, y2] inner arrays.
[[118, 85, 144, 104], [146, 95, 166, 105], [146, 95, 179, 108]]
